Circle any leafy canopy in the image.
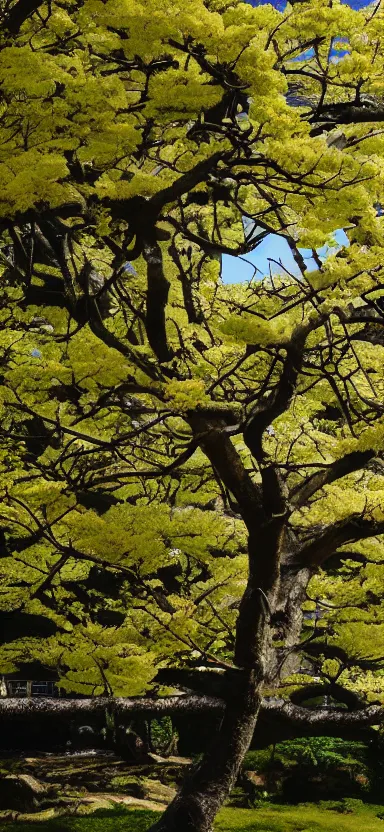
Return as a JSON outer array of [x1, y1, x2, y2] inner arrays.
[[0, 0, 384, 711]]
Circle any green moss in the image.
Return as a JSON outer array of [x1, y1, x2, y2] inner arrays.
[[109, 775, 143, 791]]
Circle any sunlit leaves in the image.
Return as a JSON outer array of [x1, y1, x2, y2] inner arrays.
[[1, 0, 384, 706]]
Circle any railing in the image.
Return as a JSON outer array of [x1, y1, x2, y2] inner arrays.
[[5, 680, 58, 697]]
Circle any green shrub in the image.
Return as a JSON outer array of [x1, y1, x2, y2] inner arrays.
[[243, 749, 276, 773], [150, 717, 178, 755], [274, 738, 366, 771]]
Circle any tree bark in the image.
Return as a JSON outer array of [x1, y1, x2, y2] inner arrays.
[[0, 694, 223, 717], [2, 0, 44, 33], [266, 566, 314, 682], [1, 695, 381, 746], [147, 508, 282, 832], [148, 671, 261, 832]]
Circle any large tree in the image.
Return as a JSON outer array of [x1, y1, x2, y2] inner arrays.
[[1, 0, 384, 829]]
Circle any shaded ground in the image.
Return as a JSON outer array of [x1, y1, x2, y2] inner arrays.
[[1, 752, 384, 830], [0, 751, 188, 819]]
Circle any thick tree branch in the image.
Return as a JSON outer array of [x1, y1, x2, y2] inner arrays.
[[290, 449, 376, 508], [244, 316, 325, 462], [2, 0, 43, 33], [189, 412, 263, 529], [289, 682, 366, 711], [258, 700, 384, 746], [142, 237, 174, 364], [150, 152, 227, 212], [312, 102, 384, 128], [291, 516, 384, 568], [85, 301, 161, 382], [0, 695, 224, 718], [304, 641, 384, 671], [1, 696, 383, 748], [108, 153, 227, 226]]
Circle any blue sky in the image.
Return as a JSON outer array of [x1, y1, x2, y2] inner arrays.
[[222, 230, 349, 283], [221, 0, 369, 283], [248, 0, 373, 9]]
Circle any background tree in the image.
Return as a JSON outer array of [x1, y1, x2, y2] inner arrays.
[[1, 0, 384, 830]]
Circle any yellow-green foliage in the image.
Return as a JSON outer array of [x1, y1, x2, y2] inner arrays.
[[1, 0, 384, 704]]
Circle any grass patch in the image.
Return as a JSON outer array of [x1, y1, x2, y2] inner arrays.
[[0, 807, 158, 832], [1, 803, 384, 832], [216, 803, 384, 831]]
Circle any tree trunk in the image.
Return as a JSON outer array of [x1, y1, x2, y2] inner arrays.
[[148, 521, 282, 832], [148, 670, 261, 832], [266, 567, 313, 682]]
